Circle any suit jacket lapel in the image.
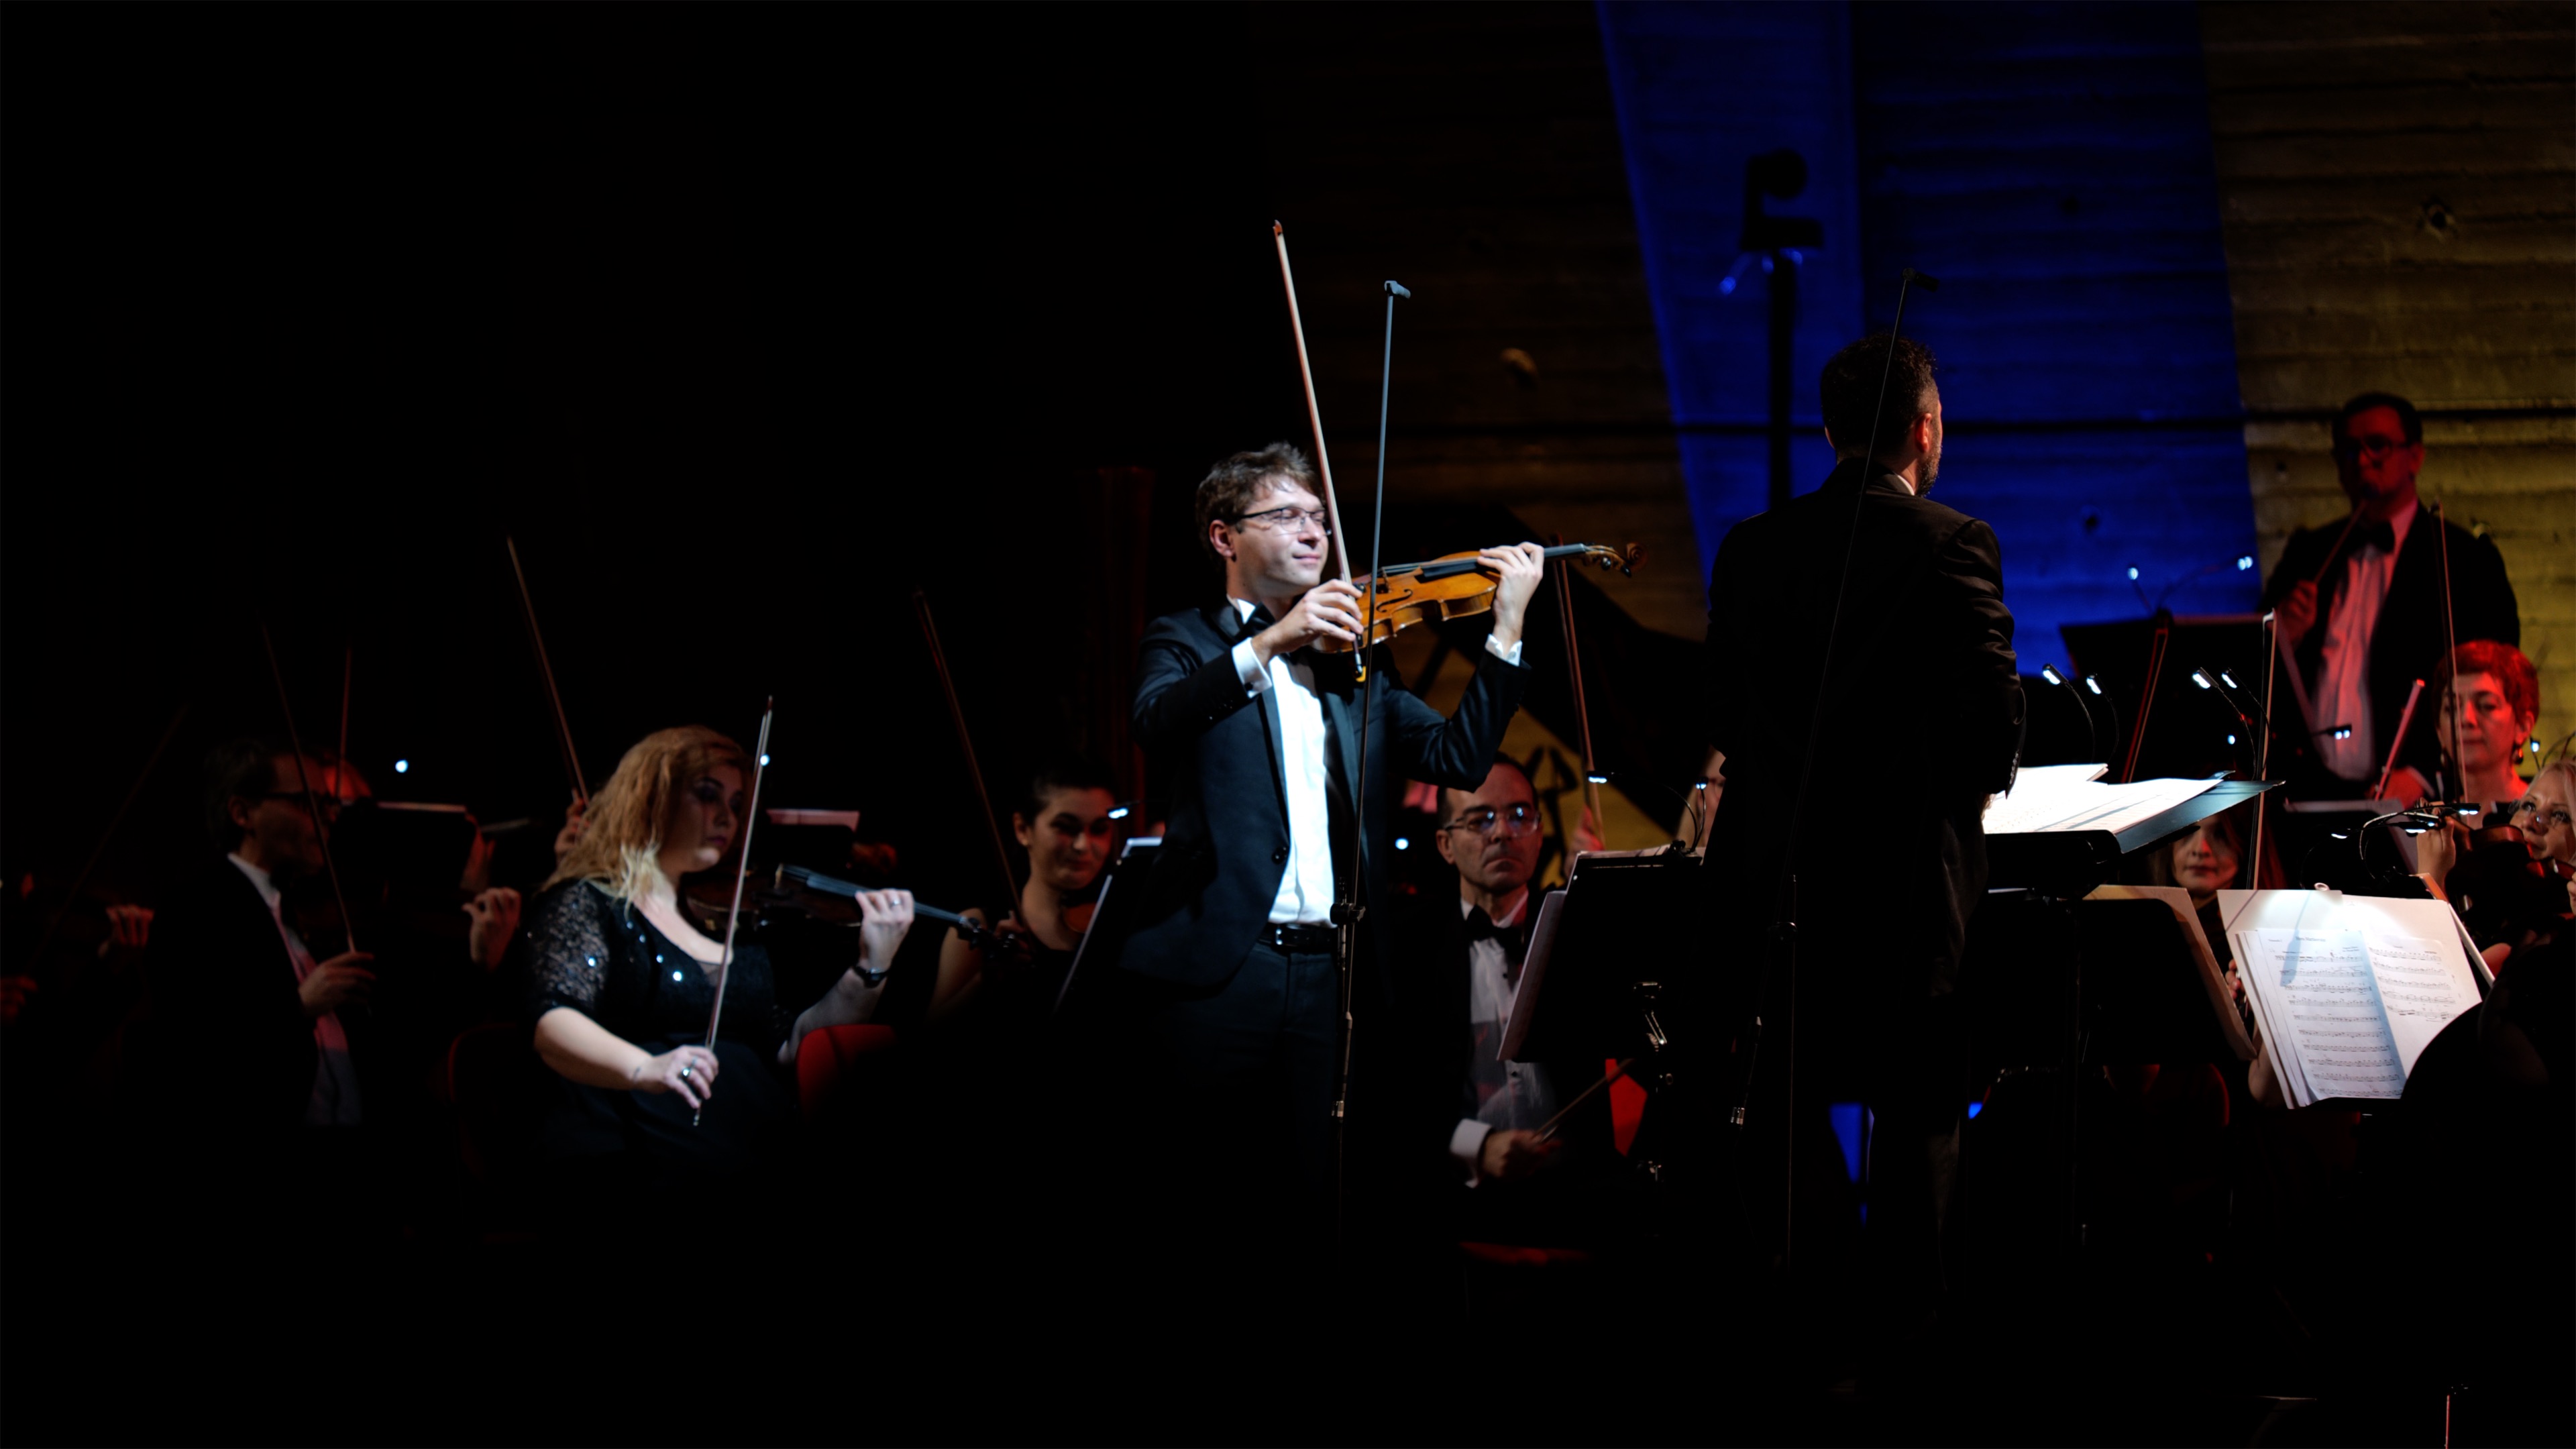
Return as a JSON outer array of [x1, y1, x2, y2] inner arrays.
[[1212, 602, 1293, 831]]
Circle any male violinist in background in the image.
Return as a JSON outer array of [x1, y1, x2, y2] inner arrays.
[[1702, 334, 2023, 1387], [1120, 442, 1542, 1283], [2261, 392, 2519, 802]]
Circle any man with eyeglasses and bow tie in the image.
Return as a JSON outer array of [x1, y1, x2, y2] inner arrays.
[[1401, 758, 1627, 1243], [1119, 443, 1544, 1277], [2261, 392, 2520, 802]]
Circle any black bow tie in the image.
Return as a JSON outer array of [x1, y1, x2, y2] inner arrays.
[[2347, 519, 2396, 557], [1241, 604, 1277, 636], [1464, 907, 1527, 970]]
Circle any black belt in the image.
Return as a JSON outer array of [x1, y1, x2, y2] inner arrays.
[[1260, 922, 1338, 952]]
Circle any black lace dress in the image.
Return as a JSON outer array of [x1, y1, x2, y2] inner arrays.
[[525, 880, 796, 1175]]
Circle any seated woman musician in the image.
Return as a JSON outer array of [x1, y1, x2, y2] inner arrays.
[[2414, 643, 2563, 961], [525, 725, 915, 1179], [930, 757, 1120, 1022], [2149, 808, 2255, 1040]]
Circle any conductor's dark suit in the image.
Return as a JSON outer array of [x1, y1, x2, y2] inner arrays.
[[2259, 503, 2518, 793], [1703, 458, 2023, 1015], [1703, 458, 2022, 1336], [1122, 596, 1528, 1249]]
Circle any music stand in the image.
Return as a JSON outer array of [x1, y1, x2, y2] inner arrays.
[[1053, 836, 1161, 1016], [1506, 851, 1701, 1065]]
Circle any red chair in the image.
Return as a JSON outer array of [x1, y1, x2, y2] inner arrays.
[[796, 1024, 898, 1119]]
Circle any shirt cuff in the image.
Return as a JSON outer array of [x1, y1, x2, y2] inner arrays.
[[1450, 1118, 1493, 1187], [1485, 634, 1523, 667], [1231, 638, 1271, 697]]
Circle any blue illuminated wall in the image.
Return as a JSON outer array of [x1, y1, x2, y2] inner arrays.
[[1599, 1, 2259, 661]]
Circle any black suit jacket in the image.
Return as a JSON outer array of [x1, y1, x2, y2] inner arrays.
[[2259, 503, 2518, 789], [1702, 460, 2023, 1008], [1124, 598, 1530, 988], [1369, 885, 1611, 1172], [140, 859, 328, 1146]]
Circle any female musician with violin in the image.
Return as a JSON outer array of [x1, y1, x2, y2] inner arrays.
[[525, 725, 916, 1185], [929, 758, 1119, 1022]]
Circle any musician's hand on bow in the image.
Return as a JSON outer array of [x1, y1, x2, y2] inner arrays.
[[1480, 543, 1548, 651], [2275, 580, 2318, 647], [298, 952, 376, 1018], [853, 889, 915, 977], [463, 888, 523, 971], [633, 1044, 718, 1108], [1479, 1128, 1560, 1183], [1256, 578, 1364, 664]]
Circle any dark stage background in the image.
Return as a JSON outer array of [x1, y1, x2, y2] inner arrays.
[[5, 5, 1358, 914]]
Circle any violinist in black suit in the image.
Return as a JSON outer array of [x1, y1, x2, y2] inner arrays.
[[140, 741, 379, 1193], [1124, 442, 1540, 1245], [2261, 392, 2519, 802], [1702, 334, 2023, 1364]]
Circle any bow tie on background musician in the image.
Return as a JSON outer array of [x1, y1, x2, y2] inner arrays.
[[1113, 442, 1543, 1274]]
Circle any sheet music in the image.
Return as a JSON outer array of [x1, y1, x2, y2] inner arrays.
[[2236, 929, 2403, 1101], [2219, 890, 2485, 1107], [2364, 928, 2479, 1069], [1982, 766, 2222, 837]]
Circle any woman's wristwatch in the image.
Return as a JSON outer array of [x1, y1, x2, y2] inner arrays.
[[853, 963, 892, 989]]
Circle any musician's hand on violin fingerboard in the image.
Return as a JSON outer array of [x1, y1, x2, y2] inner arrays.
[[463, 888, 523, 971], [853, 889, 914, 976], [1256, 579, 1364, 664], [1480, 543, 1548, 649], [97, 904, 154, 961]]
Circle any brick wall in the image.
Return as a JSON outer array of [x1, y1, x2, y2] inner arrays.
[[2202, 1, 2576, 765]]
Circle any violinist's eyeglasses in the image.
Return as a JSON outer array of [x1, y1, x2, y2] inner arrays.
[[254, 791, 345, 816], [1232, 506, 1332, 535], [2334, 435, 2408, 461], [1441, 803, 1540, 839]]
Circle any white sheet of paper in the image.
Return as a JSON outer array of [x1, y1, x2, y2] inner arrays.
[[1499, 889, 1568, 1063], [2218, 889, 2485, 1107], [1982, 768, 2220, 837]]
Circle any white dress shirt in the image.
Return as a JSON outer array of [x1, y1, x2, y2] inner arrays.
[[1229, 597, 1525, 925], [2313, 506, 2414, 782], [229, 853, 362, 1128], [1445, 889, 1558, 1184]]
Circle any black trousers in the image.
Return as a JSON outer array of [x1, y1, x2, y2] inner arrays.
[[1126, 941, 1341, 1262]]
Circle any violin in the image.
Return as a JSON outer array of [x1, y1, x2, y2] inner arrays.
[[684, 863, 1028, 961], [1314, 542, 1642, 656]]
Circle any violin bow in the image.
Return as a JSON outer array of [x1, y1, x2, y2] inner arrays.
[[912, 589, 1022, 917], [1552, 532, 1605, 836], [506, 535, 590, 805], [695, 697, 773, 1128], [2436, 499, 2463, 800], [1273, 223, 1357, 588], [259, 623, 360, 955]]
